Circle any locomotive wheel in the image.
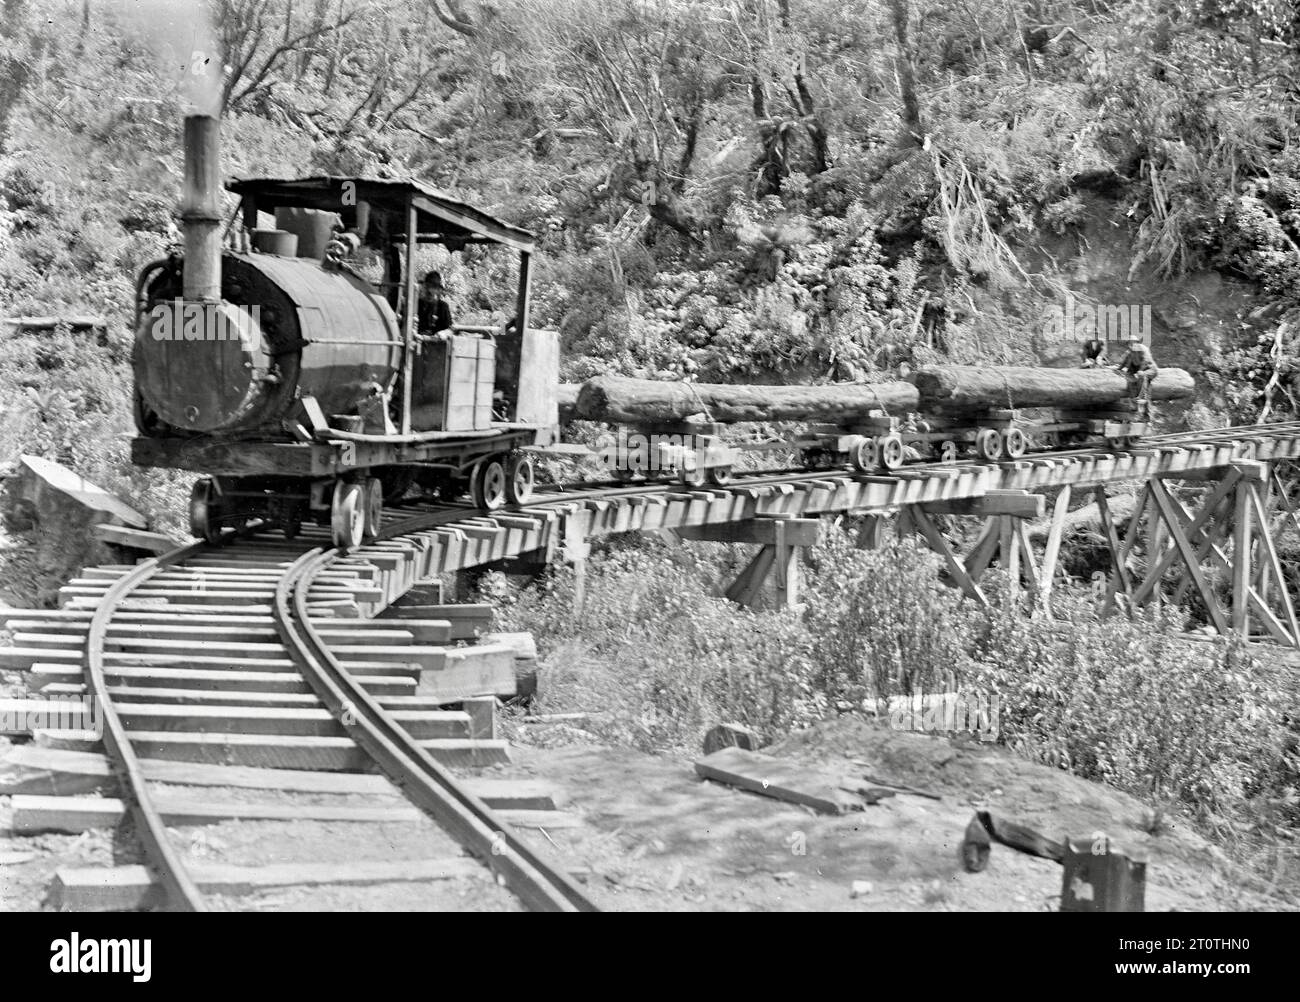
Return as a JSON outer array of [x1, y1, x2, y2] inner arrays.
[[330, 481, 366, 550], [476, 459, 508, 511], [506, 453, 535, 505], [363, 477, 383, 539], [1004, 426, 1028, 459], [850, 436, 878, 472], [878, 435, 905, 471], [189, 479, 224, 546], [975, 429, 1004, 461], [707, 465, 733, 486]]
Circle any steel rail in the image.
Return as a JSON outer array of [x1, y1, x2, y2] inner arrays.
[[272, 548, 598, 913], [83, 538, 211, 912]]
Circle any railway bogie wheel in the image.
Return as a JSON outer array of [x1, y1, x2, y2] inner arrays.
[[189, 479, 223, 546], [506, 452, 535, 505], [707, 465, 733, 486], [477, 458, 508, 511], [678, 463, 708, 488], [331, 480, 366, 550], [975, 429, 1004, 461], [878, 435, 905, 471], [363, 477, 383, 539], [1004, 426, 1028, 459], [466, 462, 485, 508], [850, 436, 878, 472]]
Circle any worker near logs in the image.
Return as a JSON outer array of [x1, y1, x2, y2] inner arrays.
[[1118, 337, 1159, 407], [1080, 334, 1109, 367], [417, 270, 454, 340]]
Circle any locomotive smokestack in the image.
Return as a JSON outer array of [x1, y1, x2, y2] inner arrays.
[[181, 114, 221, 301]]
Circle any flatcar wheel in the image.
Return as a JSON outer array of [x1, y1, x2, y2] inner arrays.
[[506, 453, 535, 505], [363, 477, 383, 539], [331, 481, 366, 550], [477, 459, 508, 511], [1004, 426, 1028, 459], [850, 436, 878, 472], [189, 479, 223, 546], [707, 465, 733, 486], [678, 462, 708, 488], [975, 429, 1004, 461], [877, 435, 905, 471]]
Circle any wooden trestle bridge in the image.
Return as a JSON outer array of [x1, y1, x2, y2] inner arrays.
[[440, 420, 1300, 646]]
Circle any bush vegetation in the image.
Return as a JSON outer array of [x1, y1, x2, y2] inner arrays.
[[496, 529, 1299, 841]]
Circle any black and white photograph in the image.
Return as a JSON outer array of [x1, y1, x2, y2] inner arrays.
[[0, 0, 1291, 969]]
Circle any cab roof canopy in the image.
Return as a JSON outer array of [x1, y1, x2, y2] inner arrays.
[[227, 175, 535, 254]]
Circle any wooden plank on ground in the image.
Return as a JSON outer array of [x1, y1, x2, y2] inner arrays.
[[694, 746, 861, 814], [974, 810, 1065, 863], [93, 523, 184, 554], [416, 644, 517, 700]]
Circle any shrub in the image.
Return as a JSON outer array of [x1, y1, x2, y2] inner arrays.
[[493, 540, 817, 751], [801, 530, 976, 708]]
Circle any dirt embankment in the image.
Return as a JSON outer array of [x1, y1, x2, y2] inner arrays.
[[504, 717, 1292, 912]]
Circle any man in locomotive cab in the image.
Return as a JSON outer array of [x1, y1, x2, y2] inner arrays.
[[417, 270, 454, 340]]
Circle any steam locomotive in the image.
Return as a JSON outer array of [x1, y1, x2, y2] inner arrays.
[[131, 117, 559, 549]]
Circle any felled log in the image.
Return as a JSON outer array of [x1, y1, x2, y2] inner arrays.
[[913, 365, 1195, 410], [576, 375, 919, 424]]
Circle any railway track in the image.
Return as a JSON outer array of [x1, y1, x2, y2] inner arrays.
[[6, 419, 1300, 910], [3, 515, 596, 912]]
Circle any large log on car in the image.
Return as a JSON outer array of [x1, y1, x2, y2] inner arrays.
[[576, 375, 919, 424], [913, 365, 1195, 410]]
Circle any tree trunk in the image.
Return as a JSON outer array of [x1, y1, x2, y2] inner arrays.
[[887, 0, 924, 146], [914, 365, 1195, 410], [576, 376, 919, 424]]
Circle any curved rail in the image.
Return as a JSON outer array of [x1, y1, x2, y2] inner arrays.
[[272, 548, 598, 913], [83, 539, 211, 912]]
